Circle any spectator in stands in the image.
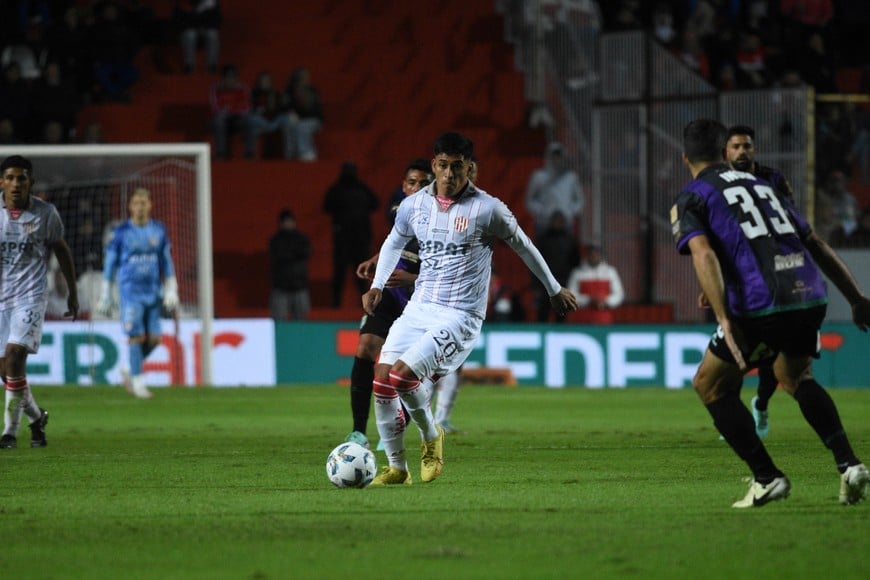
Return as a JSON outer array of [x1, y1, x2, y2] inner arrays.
[[89, 0, 140, 102], [780, 0, 834, 40], [830, 207, 870, 248], [534, 211, 580, 323], [323, 161, 379, 307], [821, 169, 859, 242], [40, 120, 65, 144], [0, 63, 32, 142], [715, 62, 737, 91], [0, 119, 17, 145], [125, 0, 175, 75], [651, 2, 677, 49], [282, 67, 323, 161], [268, 209, 312, 320], [525, 141, 584, 239], [1, 17, 50, 81], [606, 1, 643, 31], [47, 6, 91, 98], [208, 64, 250, 159], [838, 208, 870, 248], [81, 122, 105, 144], [816, 104, 854, 178], [488, 269, 525, 323], [77, 252, 105, 320], [12, 1, 54, 40], [245, 70, 294, 159], [678, 29, 711, 81], [45, 258, 70, 320], [32, 61, 81, 141], [847, 108, 870, 184], [566, 244, 625, 324], [797, 31, 837, 93], [734, 30, 768, 89], [174, 0, 221, 74]]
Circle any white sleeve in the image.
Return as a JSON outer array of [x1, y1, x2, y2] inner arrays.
[[371, 197, 414, 290], [504, 227, 561, 296], [370, 227, 409, 290]]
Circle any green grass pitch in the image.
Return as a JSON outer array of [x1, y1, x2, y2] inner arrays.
[[1, 385, 868, 579]]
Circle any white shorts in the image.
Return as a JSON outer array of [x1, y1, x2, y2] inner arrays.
[[380, 301, 483, 380], [0, 301, 47, 354]]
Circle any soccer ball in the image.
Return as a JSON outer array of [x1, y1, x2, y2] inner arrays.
[[326, 442, 377, 488]]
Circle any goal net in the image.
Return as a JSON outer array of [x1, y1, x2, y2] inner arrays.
[[0, 144, 214, 385]]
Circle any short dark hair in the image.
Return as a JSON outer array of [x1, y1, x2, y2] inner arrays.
[[433, 132, 474, 160], [406, 158, 431, 175], [683, 119, 727, 164], [0, 155, 33, 176], [279, 209, 294, 222], [727, 125, 755, 140]]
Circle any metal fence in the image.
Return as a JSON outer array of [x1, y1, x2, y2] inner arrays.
[[498, 3, 812, 321]]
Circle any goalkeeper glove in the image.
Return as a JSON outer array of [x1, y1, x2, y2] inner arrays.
[[163, 276, 179, 312], [96, 280, 113, 317]]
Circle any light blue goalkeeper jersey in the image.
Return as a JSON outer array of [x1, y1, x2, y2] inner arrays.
[[103, 219, 175, 306]]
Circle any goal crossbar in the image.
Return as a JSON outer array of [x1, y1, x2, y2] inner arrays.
[[0, 143, 214, 385]]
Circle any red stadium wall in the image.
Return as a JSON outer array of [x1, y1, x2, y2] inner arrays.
[[78, 1, 547, 318]]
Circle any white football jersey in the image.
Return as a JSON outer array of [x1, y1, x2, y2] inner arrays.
[[373, 183, 559, 318], [0, 196, 65, 310]]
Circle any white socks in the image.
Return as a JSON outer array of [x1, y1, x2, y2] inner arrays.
[[374, 381, 407, 470], [393, 376, 437, 442], [3, 386, 40, 436], [3, 389, 23, 436], [434, 372, 460, 424]]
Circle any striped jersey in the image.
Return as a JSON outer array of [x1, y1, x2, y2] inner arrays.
[[0, 196, 65, 309], [373, 182, 560, 318], [671, 163, 827, 317], [103, 219, 175, 306]]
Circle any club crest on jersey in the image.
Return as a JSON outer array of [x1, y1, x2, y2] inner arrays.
[[454, 216, 469, 233], [22, 221, 37, 235], [149, 236, 158, 247]]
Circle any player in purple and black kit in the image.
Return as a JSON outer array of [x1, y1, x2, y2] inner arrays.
[[723, 125, 796, 437], [672, 119, 870, 508], [344, 159, 432, 449]]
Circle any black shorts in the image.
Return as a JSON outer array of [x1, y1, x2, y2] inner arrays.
[[709, 305, 826, 368], [359, 290, 406, 338]]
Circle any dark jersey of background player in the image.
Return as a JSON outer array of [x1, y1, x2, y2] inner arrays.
[[674, 164, 827, 317], [724, 124, 796, 429], [384, 201, 420, 310]]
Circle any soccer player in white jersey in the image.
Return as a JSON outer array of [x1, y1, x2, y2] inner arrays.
[[0, 155, 79, 450], [363, 132, 578, 485], [97, 188, 179, 399]]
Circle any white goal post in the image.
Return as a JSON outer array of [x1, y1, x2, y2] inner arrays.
[[0, 143, 214, 385]]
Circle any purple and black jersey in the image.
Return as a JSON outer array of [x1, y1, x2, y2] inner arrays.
[[384, 198, 420, 309], [671, 163, 827, 317], [753, 163, 794, 204], [386, 239, 419, 309]]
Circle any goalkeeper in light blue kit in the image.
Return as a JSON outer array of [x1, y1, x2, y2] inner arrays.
[[97, 188, 179, 399]]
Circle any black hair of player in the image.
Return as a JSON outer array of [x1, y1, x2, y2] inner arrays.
[[406, 157, 431, 175], [0, 155, 33, 176], [433, 132, 474, 160], [683, 119, 727, 164], [727, 125, 755, 140]]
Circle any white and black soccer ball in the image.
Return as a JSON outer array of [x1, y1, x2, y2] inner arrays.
[[326, 442, 377, 488]]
